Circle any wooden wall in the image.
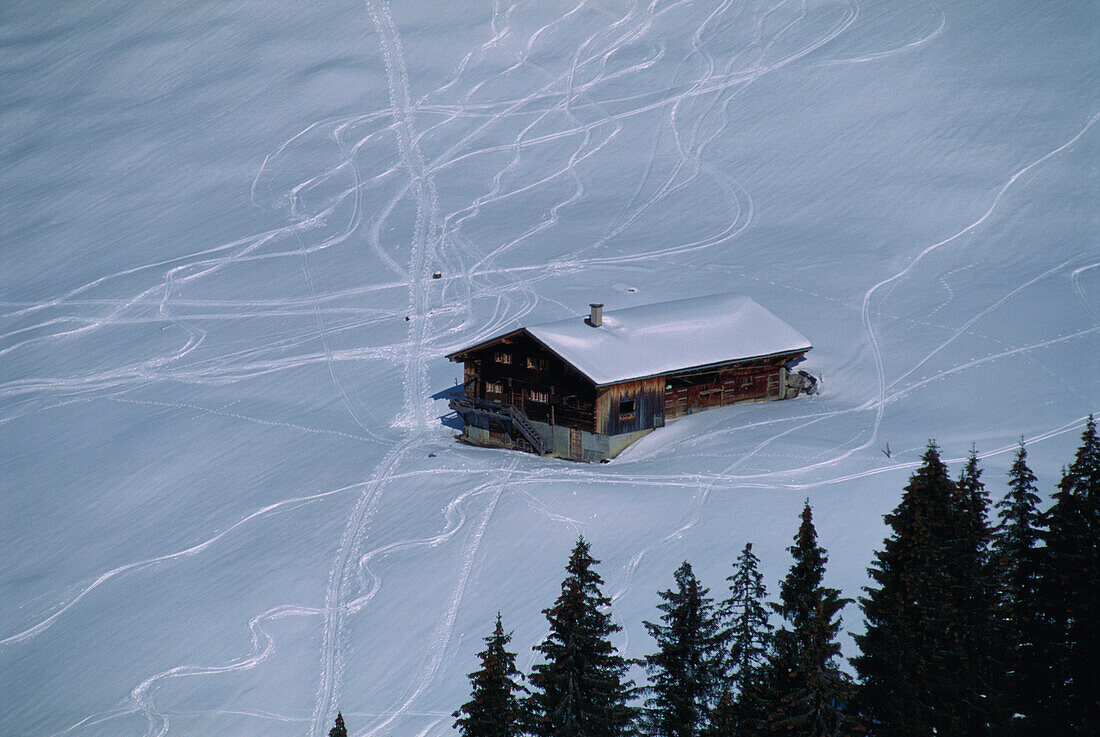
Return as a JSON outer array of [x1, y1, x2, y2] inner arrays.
[[457, 333, 598, 433], [594, 377, 665, 435], [663, 353, 803, 419], [454, 337, 809, 438]]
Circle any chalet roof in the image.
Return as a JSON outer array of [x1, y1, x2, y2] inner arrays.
[[451, 293, 811, 387]]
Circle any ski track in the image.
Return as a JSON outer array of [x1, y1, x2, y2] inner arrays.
[[6, 2, 1099, 735], [859, 107, 1100, 452], [361, 464, 515, 737], [1070, 261, 1100, 321], [0, 483, 365, 648]]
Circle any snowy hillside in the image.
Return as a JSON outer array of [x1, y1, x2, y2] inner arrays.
[[2, 1, 1097, 735]]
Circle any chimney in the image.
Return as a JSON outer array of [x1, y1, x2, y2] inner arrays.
[[588, 303, 603, 327]]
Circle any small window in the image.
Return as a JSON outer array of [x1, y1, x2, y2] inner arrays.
[[741, 377, 753, 388], [619, 399, 636, 416], [494, 351, 512, 364], [528, 389, 548, 403], [527, 357, 549, 371], [486, 381, 503, 394]]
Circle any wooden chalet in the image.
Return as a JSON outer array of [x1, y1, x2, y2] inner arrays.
[[446, 293, 815, 461]]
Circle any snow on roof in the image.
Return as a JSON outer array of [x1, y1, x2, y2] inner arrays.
[[524, 293, 811, 386]]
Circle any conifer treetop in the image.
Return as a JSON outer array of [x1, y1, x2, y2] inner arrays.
[[329, 711, 347, 737], [453, 613, 526, 737], [1059, 414, 1099, 496], [774, 502, 849, 633], [758, 502, 857, 737], [1038, 414, 1100, 733], [719, 541, 772, 736], [527, 537, 635, 737], [641, 560, 727, 737]]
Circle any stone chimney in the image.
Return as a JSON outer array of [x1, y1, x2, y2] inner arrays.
[[588, 303, 603, 327]]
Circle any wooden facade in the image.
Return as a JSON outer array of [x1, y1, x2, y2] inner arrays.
[[594, 377, 665, 435], [448, 330, 810, 459], [663, 355, 791, 420], [456, 330, 598, 433]]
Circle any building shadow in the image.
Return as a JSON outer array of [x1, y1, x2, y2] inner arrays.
[[432, 383, 466, 432]]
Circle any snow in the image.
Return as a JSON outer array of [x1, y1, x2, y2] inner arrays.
[[1, 2, 1097, 737], [523, 293, 811, 386]]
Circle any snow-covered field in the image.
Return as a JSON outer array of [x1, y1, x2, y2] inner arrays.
[[2, 1, 1097, 735]]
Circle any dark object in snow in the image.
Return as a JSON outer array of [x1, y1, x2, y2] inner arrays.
[[405, 316, 410, 321], [796, 369, 818, 395], [428, 453, 436, 458], [433, 271, 442, 279], [446, 293, 816, 461]]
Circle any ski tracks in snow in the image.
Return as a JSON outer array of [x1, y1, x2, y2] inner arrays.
[[0, 484, 361, 648], [360, 463, 515, 737], [311, 1, 459, 732], [859, 108, 1100, 448], [10, 4, 1099, 736]]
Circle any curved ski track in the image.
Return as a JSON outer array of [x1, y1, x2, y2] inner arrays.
[[4, 3, 1098, 736]]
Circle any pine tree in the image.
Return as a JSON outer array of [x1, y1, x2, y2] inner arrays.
[[854, 442, 961, 737], [718, 542, 772, 736], [757, 502, 858, 737], [1036, 416, 1100, 735], [641, 561, 728, 737], [992, 441, 1045, 736], [453, 613, 527, 737], [329, 711, 348, 737], [527, 537, 635, 737]]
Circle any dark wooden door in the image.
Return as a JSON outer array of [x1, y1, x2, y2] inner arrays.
[[569, 428, 582, 460]]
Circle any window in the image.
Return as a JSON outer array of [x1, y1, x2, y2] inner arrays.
[[494, 351, 512, 364], [528, 389, 548, 403], [486, 381, 503, 394], [619, 399, 636, 418], [527, 357, 549, 371]]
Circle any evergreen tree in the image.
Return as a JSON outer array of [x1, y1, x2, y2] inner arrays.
[[718, 542, 772, 736], [329, 711, 347, 737], [945, 450, 1005, 735], [701, 690, 737, 737], [757, 502, 858, 737], [527, 537, 635, 737], [453, 613, 527, 737], [1036, 416, 1100, 735], [992, 441, 1045, 735], [856, 443, 1013, 735], [854, 442, 961, 737], [641, 561, 728, 737]]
